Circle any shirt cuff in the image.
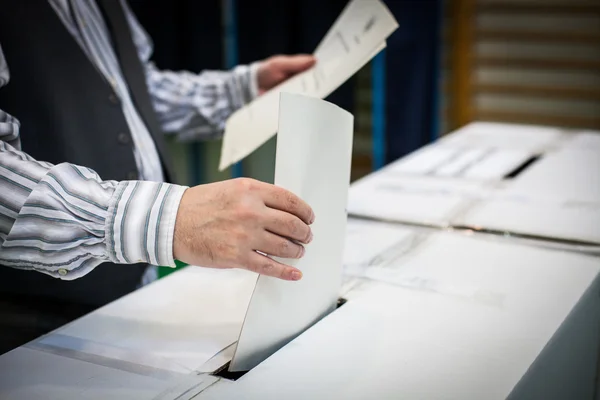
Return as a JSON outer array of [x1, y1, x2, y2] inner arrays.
[[228, 63, 261, 108], [105, 181, 187, 268]]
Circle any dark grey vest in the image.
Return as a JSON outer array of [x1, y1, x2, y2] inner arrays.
[[0, 0, 174, 306]]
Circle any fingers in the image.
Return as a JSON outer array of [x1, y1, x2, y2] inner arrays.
[[254, 231, 305, 260], [274, 54, 316, 74], [247, 251, 303, 281], [264, 209, 313, 244], [257, 183, 315, 225]]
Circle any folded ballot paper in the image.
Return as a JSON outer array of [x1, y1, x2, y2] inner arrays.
[[229, 93, 354, 372], [218, 0, 398, 170]]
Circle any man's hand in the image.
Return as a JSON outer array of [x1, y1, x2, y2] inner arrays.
[[173, 178, 314, 281], [256, 54, 316, 94]]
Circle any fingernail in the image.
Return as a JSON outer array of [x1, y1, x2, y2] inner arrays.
[[299, 246, 305, 258], [291, 270, 303, 281], [307, 231, 313, 243], [309, 212, 316, 224]]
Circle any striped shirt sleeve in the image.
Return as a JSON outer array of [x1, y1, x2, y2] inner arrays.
[[0, 44, 187, 280], [144, 62, 260, 141], [121, 0, 260, 141]]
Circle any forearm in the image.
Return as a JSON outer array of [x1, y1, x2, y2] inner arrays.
[[0, 140, 186, 279], [122, 1, 260, 140], [145, 62, 260, 141]]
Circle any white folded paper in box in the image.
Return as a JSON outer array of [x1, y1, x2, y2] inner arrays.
[[218, 0, 398, 170], [229, 92, 354, 371]]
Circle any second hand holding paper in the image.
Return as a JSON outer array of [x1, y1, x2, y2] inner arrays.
[[218, 0, 398, 170]]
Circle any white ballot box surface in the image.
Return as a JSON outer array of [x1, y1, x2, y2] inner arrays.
[[1, 223, 599, 400], [196, 227, 600, 400], [1, 123, 600, 400], [348, 122, 600, 248], [0, 267, 254, 400]]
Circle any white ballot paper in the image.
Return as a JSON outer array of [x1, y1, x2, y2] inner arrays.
[[219, 0, 397, 170], [229, 93, 354, 372]]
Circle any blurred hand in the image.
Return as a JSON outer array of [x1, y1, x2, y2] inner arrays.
[[173, 178, 314, 281], [256, 54, 316, 94]]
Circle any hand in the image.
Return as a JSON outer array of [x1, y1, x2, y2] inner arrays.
[[173, 178, 315, 281], [256, 54, 316, 94]]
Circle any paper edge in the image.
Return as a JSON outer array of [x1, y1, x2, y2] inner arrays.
[[228, 93, 353, 372]]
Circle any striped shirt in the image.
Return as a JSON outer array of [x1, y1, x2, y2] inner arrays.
[[0, 0, 258, 281]]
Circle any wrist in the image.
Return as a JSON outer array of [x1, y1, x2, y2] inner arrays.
[[249, 61, 262, 99]]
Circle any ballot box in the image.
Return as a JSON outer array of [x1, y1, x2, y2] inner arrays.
[[196, 220, 600, 400], [348, 122, 600, 250], [1, 122, 599, 399], [1, 219, 599, 399], [0, 267, 257, 399]]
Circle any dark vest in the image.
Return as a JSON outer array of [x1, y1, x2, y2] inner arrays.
[[0, 0, 173, 306]]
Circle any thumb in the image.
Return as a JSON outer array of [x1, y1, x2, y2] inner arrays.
[[277, 54, 316, 74]]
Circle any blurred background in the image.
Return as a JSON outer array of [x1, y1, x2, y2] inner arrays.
[[130, 0, 600, 188]]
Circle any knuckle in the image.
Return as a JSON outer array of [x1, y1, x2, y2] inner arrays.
[[248, 258, 276, 276], [278, 239, 291, 254], [295, 244, 304, 258], [230, 178, 246, 192], [235, 203, 257, 221], [285, 218, 299, 236], [260, 262, 275, 275], [235, 177, 257, 192], [303, 227, 312, 243], [285, 192, 299, 210]]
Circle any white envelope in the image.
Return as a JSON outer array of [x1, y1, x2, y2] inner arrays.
[[229, 92, 354, 371]]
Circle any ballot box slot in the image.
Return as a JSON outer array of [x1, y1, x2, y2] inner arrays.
[[212, 362, 248, 381], [211, 297, 348, 381], [503, 155, 541, 179]]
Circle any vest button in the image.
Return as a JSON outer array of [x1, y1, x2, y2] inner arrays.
[[108, 93, 119, 105], [117, 132, 130, 144], [127, 171, 138, 180]]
